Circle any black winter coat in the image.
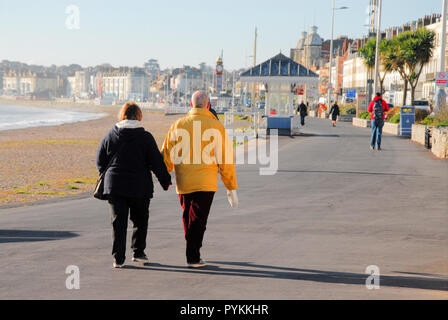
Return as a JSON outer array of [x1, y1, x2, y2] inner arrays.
[[96, 125, 171, 199], [298, 103, 308, 116], [329, 104, 340, 120]]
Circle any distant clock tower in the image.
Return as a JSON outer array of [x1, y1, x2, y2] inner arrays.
[[216, 56, 223, 94]]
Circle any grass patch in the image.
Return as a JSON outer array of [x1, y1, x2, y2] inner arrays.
[[66, 177, 97, 184], [12, 189, 69, 196], [67, 185, 80, 190], [15, 190, 33, 195], [37, 191, 70, 195]]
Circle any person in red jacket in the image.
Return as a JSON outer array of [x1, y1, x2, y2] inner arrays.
[[368, 93, 390, 151]]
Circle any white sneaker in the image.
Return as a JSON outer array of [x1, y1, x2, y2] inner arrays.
[[132, 254, 149, 263], [113, 262, 124, 269], [187, 259, 207, 268]]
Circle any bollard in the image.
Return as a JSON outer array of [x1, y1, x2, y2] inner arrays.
[[425, 127, 432, 149]]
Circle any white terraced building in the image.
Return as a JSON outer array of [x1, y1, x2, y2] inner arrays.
[[341, 15, 447, 107], [101, 69, 150, 102]]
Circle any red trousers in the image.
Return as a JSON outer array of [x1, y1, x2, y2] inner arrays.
[[179, 192, 215, 263]]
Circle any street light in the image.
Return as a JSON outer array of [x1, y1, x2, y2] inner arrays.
[[434, 0, 447, 113], [328, 1, 349, 108], [373, 0, 383, 95]]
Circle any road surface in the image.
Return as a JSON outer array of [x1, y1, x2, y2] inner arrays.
[[1, 117, 447, 299]]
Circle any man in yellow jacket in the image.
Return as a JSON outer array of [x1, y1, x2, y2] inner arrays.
[[161, 91, 238, 268]]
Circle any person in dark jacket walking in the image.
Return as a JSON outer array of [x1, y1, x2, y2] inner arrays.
[[297, 101, 307, 126], [328, 102, 340, 127], [96, 102, 172, 268]]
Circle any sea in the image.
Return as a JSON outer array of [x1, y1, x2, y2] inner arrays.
[[0, 104, 107, 131]]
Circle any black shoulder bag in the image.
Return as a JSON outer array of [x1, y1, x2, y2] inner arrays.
[[93, 142, 127, 200]]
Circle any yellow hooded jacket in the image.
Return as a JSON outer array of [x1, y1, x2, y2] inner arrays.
[[161, 108, 238, 195]]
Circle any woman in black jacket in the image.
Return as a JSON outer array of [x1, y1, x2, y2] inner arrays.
[[96, 102, 171, 268], [329, 103, 340, 127]]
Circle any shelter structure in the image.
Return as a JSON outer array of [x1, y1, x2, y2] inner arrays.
[[240, 53, 319, 135]]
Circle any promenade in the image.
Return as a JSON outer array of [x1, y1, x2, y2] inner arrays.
[[0, 117, 447, 299]]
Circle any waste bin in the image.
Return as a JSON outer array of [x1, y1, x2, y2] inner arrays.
[[400, 106, 415, 136], [266, 116, 293, 136]]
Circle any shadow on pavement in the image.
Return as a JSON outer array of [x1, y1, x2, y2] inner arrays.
[[0, 230, 79, 243], [123, 261, 448, 292], [294, 133, 340, 138], [277, 170, 420, 177]]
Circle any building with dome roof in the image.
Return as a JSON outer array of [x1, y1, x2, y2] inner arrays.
[[291, 26, 324, 69], [291, 26, 351, 72]]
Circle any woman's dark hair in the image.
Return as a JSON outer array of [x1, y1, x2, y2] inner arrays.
[[118, 102, 142, 121]]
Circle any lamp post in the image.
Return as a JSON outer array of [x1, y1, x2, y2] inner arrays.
[[434, 0, 447, 113], [327, 1, 348, 109], [373, 0, 383, 95]]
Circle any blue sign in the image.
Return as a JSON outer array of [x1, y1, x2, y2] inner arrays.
[[400, 106, 415, 136], [346, 89, 356, 98]]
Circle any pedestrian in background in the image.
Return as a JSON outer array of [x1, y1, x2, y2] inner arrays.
[[96, 102, 172, 268], [328, 102, 340, 127], [209, 107, 219, 120], [368, 93, 390, 151], [318, 103, 327, 117], [297, 101, 308, 126], [162, 91, 238, 268]]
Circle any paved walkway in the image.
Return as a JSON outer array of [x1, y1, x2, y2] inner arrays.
[[0, 117, 447, 299]]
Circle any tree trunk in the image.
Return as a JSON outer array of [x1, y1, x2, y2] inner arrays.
[[402, 80, 408, 106], [410, 84, 416, 106]]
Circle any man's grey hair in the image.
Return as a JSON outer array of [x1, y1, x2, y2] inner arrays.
[[191, 91, 209, 108]]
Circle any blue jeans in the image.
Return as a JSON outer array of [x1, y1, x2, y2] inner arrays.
[[371, 119, 384, 148]]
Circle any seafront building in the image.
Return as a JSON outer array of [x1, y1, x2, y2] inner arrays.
[[2, 71, 58, 98], [66, 71, 91, 99], [99, 68, 150, 102], [144, 59, 160, 80], [310, 13, 445, 106], [169, 66, 203, 95]]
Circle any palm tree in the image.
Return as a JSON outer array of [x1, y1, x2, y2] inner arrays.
[[378, 39, 393, 94], [358, 38, 375, 91], [384, 37, 408, 106], [394, 28, 436, 105], [359, 38, 393, 95]]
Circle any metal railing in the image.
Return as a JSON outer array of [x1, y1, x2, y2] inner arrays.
[[224, 111, 263, 139]]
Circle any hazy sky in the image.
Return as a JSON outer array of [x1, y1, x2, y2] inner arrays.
[[0, 0, 443, 70]]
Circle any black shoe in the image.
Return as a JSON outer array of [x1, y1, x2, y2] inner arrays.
[[370, 146, 375, 150], [132, 253, 149, 263], [377, 147, 382, 151]]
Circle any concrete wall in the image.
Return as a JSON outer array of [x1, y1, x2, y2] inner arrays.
[[412, 124, 427, 145], [383, 122, 400, 135], [411, 124, 448, 159], [431, 127, 448, 159], [352, 118, 371, 128]]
